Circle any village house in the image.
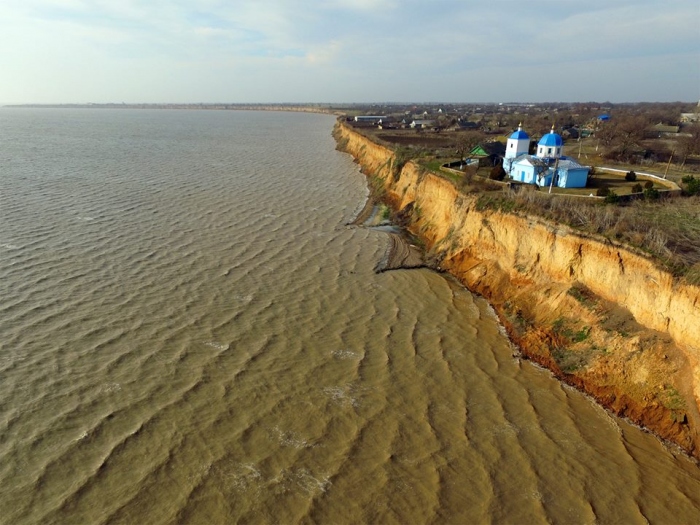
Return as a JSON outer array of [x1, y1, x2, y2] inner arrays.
[[651, 123, 680, 137], [680, 101, 700, 123], [410, 119, 436, 129], [353, 115, 387, 123], [468, 141, 506, 167]]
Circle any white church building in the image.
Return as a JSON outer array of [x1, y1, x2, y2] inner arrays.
[[502, 125, 590, 188]]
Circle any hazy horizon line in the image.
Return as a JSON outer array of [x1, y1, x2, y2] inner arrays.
[[3, 100, 698, 107]]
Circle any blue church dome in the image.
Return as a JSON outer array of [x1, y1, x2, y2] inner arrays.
[[538, 130, 563, 147], [509, 129, 529, 140]]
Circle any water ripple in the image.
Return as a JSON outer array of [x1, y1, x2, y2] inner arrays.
[[0, 110, 699, 524]]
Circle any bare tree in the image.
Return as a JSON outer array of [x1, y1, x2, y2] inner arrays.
[[678, 124, 700, 169], [433, 115, 450, 133], [455, 131, 482, 162], [599, 115, 649, 160]]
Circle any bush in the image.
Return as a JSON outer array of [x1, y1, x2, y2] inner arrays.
[[681, 175, 700, 196], [489, 164, 506, 181], [625, 170, 637, 181], [644, 187, 660, 200], [632, 183, 643, 193], [644, 180, 654, 189], [596, 186, 611, 197], [604, 191, 620, 204]]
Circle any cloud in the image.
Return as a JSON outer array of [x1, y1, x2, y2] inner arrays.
[[323, 0, 398, 11], [304, 40, 341, 64], [0, 0, 697, 103]]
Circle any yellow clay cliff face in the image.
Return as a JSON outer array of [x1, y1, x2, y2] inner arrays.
[[335, 122, 700, 458]]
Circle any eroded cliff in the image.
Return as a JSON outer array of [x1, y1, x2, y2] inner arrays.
[[335, 122, 700, 458]]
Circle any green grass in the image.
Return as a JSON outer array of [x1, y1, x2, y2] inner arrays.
[[552, 318, 591, 343], [552, 346, 591, 373], [422, 159, 445, 172], [442, 171, 463, 184], [380, 205, 391, 221], [662, 385, 686, 411], [572, 327, 591, 343]]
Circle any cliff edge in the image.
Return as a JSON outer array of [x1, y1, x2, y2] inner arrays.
[[335, 121, 700, 459]]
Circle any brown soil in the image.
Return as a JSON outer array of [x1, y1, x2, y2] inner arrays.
[[448, 250, 700, 458]]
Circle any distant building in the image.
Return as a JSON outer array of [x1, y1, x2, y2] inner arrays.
[[503, 125, 590, 189], [354, 115, 387, 123], [562, 127, 580, 140], [456, 119, 480, 130], [651, 123, 680, 136], [410, 119, 435, 129], [377, 118, 397, 130]]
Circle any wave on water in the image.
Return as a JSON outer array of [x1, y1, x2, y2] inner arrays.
[[330, 348, 363, 360]]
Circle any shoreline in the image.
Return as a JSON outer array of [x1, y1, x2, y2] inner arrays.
[[347, 195, 428, 273], [1, 103, 341, 115], [334, 120, 700, 460]]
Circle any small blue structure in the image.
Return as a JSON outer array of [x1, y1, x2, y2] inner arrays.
[[503, 125, 590, 189]]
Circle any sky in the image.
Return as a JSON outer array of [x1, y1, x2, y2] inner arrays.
[[0, 0, 698, 104]]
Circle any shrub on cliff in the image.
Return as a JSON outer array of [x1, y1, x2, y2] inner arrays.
[[632, 183, 643, 193], [625, 170, 637, 181], [392, 147, 417, 182]]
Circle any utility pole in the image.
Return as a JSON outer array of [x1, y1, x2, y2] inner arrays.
[[664, 149, 675, 179]]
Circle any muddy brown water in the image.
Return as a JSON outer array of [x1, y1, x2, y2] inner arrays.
[[1, 109, 698, 524]]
